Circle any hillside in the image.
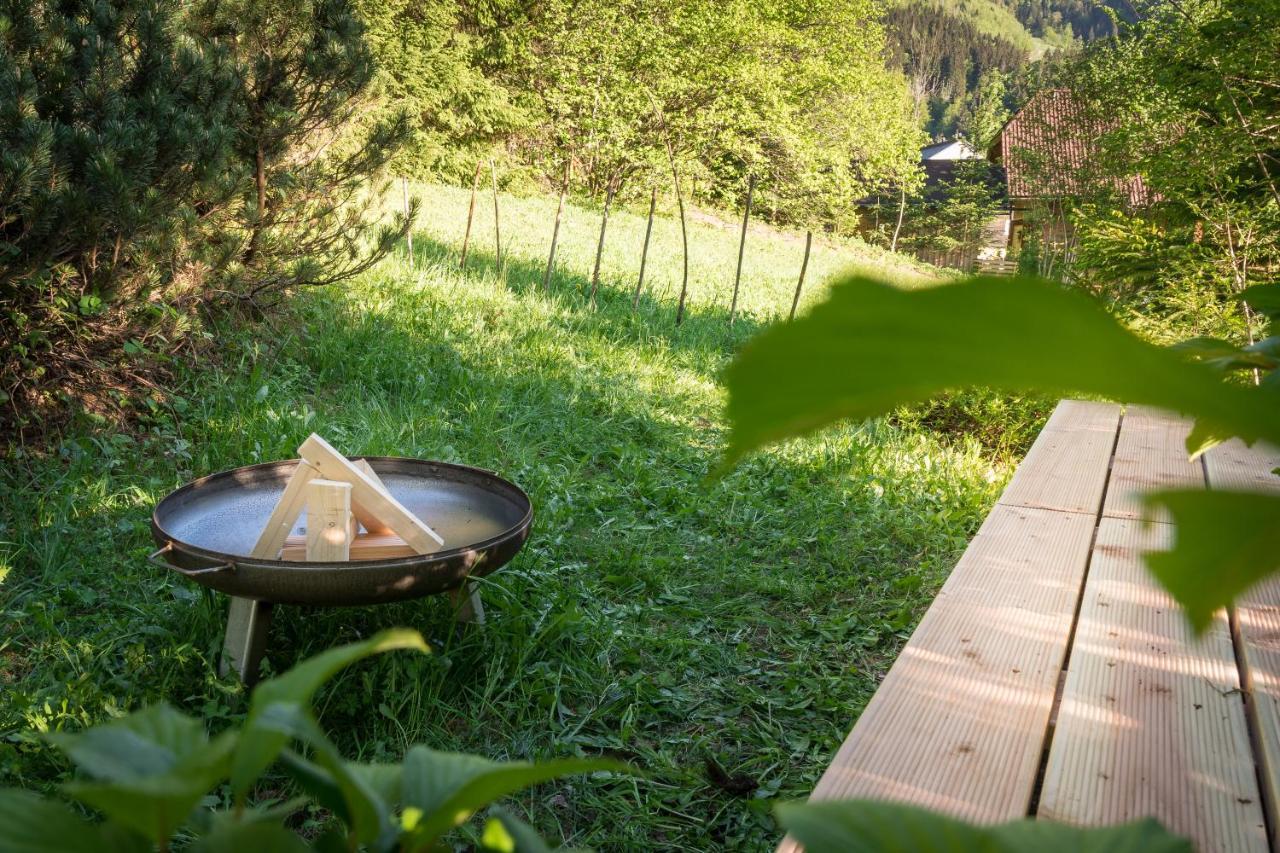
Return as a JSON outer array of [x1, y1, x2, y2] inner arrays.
[[888, 0, 1129, 139]]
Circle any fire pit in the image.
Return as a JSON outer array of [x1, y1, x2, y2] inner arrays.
[[150, 455, 532, 681]]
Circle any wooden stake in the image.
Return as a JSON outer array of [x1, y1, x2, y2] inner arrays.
[[305, 480, 354, 561], [589, 175, 618, 306], [490, 158, 502, 273], [672, 167, 690, 326], [729, 174, 755, 325], [224, 458, 319, 683], [460, 161, 481, 268], [544, 161, 571, 293], [891, 186, 906, 253], [647, 94, 689, 326], [249, 461, 320, 560], [282, 532, 415, 562], [789, 230, 812, 322], [401, 177, 413, 269], [633, 185, 657, 311]]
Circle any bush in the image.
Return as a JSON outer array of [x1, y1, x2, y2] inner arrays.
[[0, 0, 407, 441]]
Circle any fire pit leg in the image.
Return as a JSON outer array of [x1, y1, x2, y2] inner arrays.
[[450, 582, 485, 625], [220, 597, 274, 684]]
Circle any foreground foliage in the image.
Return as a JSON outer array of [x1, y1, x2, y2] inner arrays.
[[0, 630, 621, 851], [726, 274, 1280, 630], [778, 800, 1190, 853]]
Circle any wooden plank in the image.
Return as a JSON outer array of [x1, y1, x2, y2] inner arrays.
[[1102, 407, 1202, 522], [281, 532, 416, 562], [997, 400, 1121, 515], [222, 459, 322, 682], [297, 433, 443, 552], [352, 459, 395, 536], [1037, 518, 1267, 852], [1208, 439, 1280, 850], [304, 479, 354, 561], [1041, 399, 1125, 434], [1205, 440, 1280, 493], [250, 460, 320, 559], [801, 504, 1096, 822]]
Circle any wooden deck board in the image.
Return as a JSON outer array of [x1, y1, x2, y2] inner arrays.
[[1037, 518, 1268, 852], [997, 400, 1121, 515], [1208, 439, 1280, 850], [1102, 407, 1202, 522], [802, 503, 1096, 823], [784, 403, 1280, 853]]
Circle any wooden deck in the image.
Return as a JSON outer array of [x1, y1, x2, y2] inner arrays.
[[782, 400, 1280, 852]]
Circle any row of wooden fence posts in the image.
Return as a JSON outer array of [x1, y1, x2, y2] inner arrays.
[[436, 161, 813, 324], [459, 160, 503, 274]]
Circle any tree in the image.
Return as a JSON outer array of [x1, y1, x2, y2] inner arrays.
[[1040, 0, 1279, 346], [0, 0, 239, 434], [188, 0, 412, 304], [353, 0, 523, 181]]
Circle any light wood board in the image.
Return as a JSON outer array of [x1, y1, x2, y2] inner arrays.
[[298, 433, 443, 552], [802, 503, 1096, 823], [1102, 407, 1202, 522], [352, 459, 395, 536], [1037, 518, 1267, 852], [997, 400, 1120, 515], [304, 479, 354, 561], [1207, 439, 1280, 849]]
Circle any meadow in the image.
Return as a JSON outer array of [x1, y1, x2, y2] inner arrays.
[[0, 185, 1046, 849]]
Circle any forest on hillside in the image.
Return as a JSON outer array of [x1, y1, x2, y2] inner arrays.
[[886, 0, 1132, 139]]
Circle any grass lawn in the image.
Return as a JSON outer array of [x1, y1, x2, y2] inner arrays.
[[0, 184, 1045, 850]]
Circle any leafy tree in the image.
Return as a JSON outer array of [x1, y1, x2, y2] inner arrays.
[[1051, 0, 1280, 344], [899, 159, 1007, 265], [0, 0, 239, 434], [187, 0, 412, 305], [353, 0, 523, 180], [1, 0, 413, 437]]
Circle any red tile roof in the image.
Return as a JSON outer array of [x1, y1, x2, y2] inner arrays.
[[989, 89, 1151, 205]]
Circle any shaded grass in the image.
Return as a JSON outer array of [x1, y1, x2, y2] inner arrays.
[[1, 186, 1030, 850]]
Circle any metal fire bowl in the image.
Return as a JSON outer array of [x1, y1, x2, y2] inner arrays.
[[150, 457, 532, 606]]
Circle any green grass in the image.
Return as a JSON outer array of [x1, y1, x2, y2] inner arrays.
[[0, 184, 1041, 850]]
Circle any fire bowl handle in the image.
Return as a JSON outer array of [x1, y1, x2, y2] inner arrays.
[[148, 543, 236, 577]]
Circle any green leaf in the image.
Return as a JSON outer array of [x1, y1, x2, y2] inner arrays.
[[721, 275, 1280, 471], [189, 820, 309, 853], [49, 705, 236, 845], [482, 808, 557, 852], [1239, 284, 1280, 322], [49, 704, 208, 782], [255, 703, 391, 848], [62, 730, 237, 845], [775, 800, 1192, 853], [400, 748, 628, 849], [0, 789, 112, 852], [1172, 337, 1277, 372], [231, 629, 428, 798], [1143, 489, 1280, 633]]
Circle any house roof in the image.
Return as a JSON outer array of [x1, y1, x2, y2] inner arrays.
[[989, 88, 1152, 205], [922, 140, 982, 161]]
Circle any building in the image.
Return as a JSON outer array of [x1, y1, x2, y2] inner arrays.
[[988, 88, 1152, 258]]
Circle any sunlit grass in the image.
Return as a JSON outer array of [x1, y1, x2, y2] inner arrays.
[[0, 185, 1036, 850]]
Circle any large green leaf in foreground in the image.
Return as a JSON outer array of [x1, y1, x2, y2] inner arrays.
[[722, 275, 1280, 466], [777, 800, 1192, 853], [723, 275, 1280, 630]]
